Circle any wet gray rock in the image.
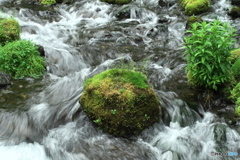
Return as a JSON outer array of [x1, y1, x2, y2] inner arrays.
[[0, 71, 11, 88]]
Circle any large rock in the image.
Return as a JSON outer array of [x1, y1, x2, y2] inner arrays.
[[0, 71, 11, 88], [80, 69, 161, 137], [228, 6, 240, 19], [180, 0, 210, 15]]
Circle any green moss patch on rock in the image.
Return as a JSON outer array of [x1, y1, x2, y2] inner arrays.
[[80, 69, 161, 137], [40, 0, 56, 5], [230, 48, 240, 62], [229, 6, 240, 19], [0, 18, 20, 46], [180, 0, 210, 15], [100, 0, 131, 5]]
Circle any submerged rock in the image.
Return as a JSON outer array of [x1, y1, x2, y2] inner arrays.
[[100, 0, 131, 5], [0, 71, 11, 88], [80, 69, 161, 137]]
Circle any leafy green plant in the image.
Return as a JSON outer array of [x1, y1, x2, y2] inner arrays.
[[183, 20, 236, 90], [0, 17, 20, 46], [0, 40, 45, 78], [230, 82, 240, 102]]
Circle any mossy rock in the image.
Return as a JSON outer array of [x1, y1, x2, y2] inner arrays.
[[0, 18, 20, 46], [80, 69, 161, 137], [230, 48, 240, 62], [100, 0, 131, 5], [180, 0, 210, 15], [229, 6, 240, 19], [186, 16, 203, 29], [40, 0, 56, 5]]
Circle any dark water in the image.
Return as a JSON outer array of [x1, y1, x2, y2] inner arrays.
[[0, 0, 240, 159]]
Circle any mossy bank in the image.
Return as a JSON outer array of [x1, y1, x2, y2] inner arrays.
[[80, 69, 161, 137]]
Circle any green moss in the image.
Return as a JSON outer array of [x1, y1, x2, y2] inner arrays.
[[0, 40, 45, 79], [229, 6, 240, 19], [100, 0, 131, 5], [230, 48, 240, 62], [84, 69, 149, 89], [40, 0, 56, 5], [0, 18, 20, 46], [180, 0, 210, 15], [80, 69, 161, 137]]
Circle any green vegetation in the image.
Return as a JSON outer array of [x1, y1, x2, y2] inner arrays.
[[180, 0, 210, 15], [232, 59, 240, 78], [100, 0, 131, 5], [230, 83, 240, 117], [80, 69, 161, 137], [230, 82, 240, 102], [40, 0, 56, 5], [230, 48, 240, 62], [0, 40, 45, 79], [183, 20, 236, 90], [236, 98, 240, 116], [84, 68, 149, 89], [186, 16, 203, 29], [0, 18, 20, 46]]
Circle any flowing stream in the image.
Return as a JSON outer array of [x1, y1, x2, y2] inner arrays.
[[0, 0, 240, 159]]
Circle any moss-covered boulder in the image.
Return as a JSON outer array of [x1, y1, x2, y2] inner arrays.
[[229, 6, 240, 19], [180, 0, 210, 15], [80, 69, 161, 137], [100, 0, 131, 5], [0, 18, 20, 46], [40, 0, 56, 5], [230, 48, 240, 62]]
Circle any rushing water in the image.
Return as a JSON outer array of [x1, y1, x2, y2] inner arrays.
[[0, 0, 240, 160]]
